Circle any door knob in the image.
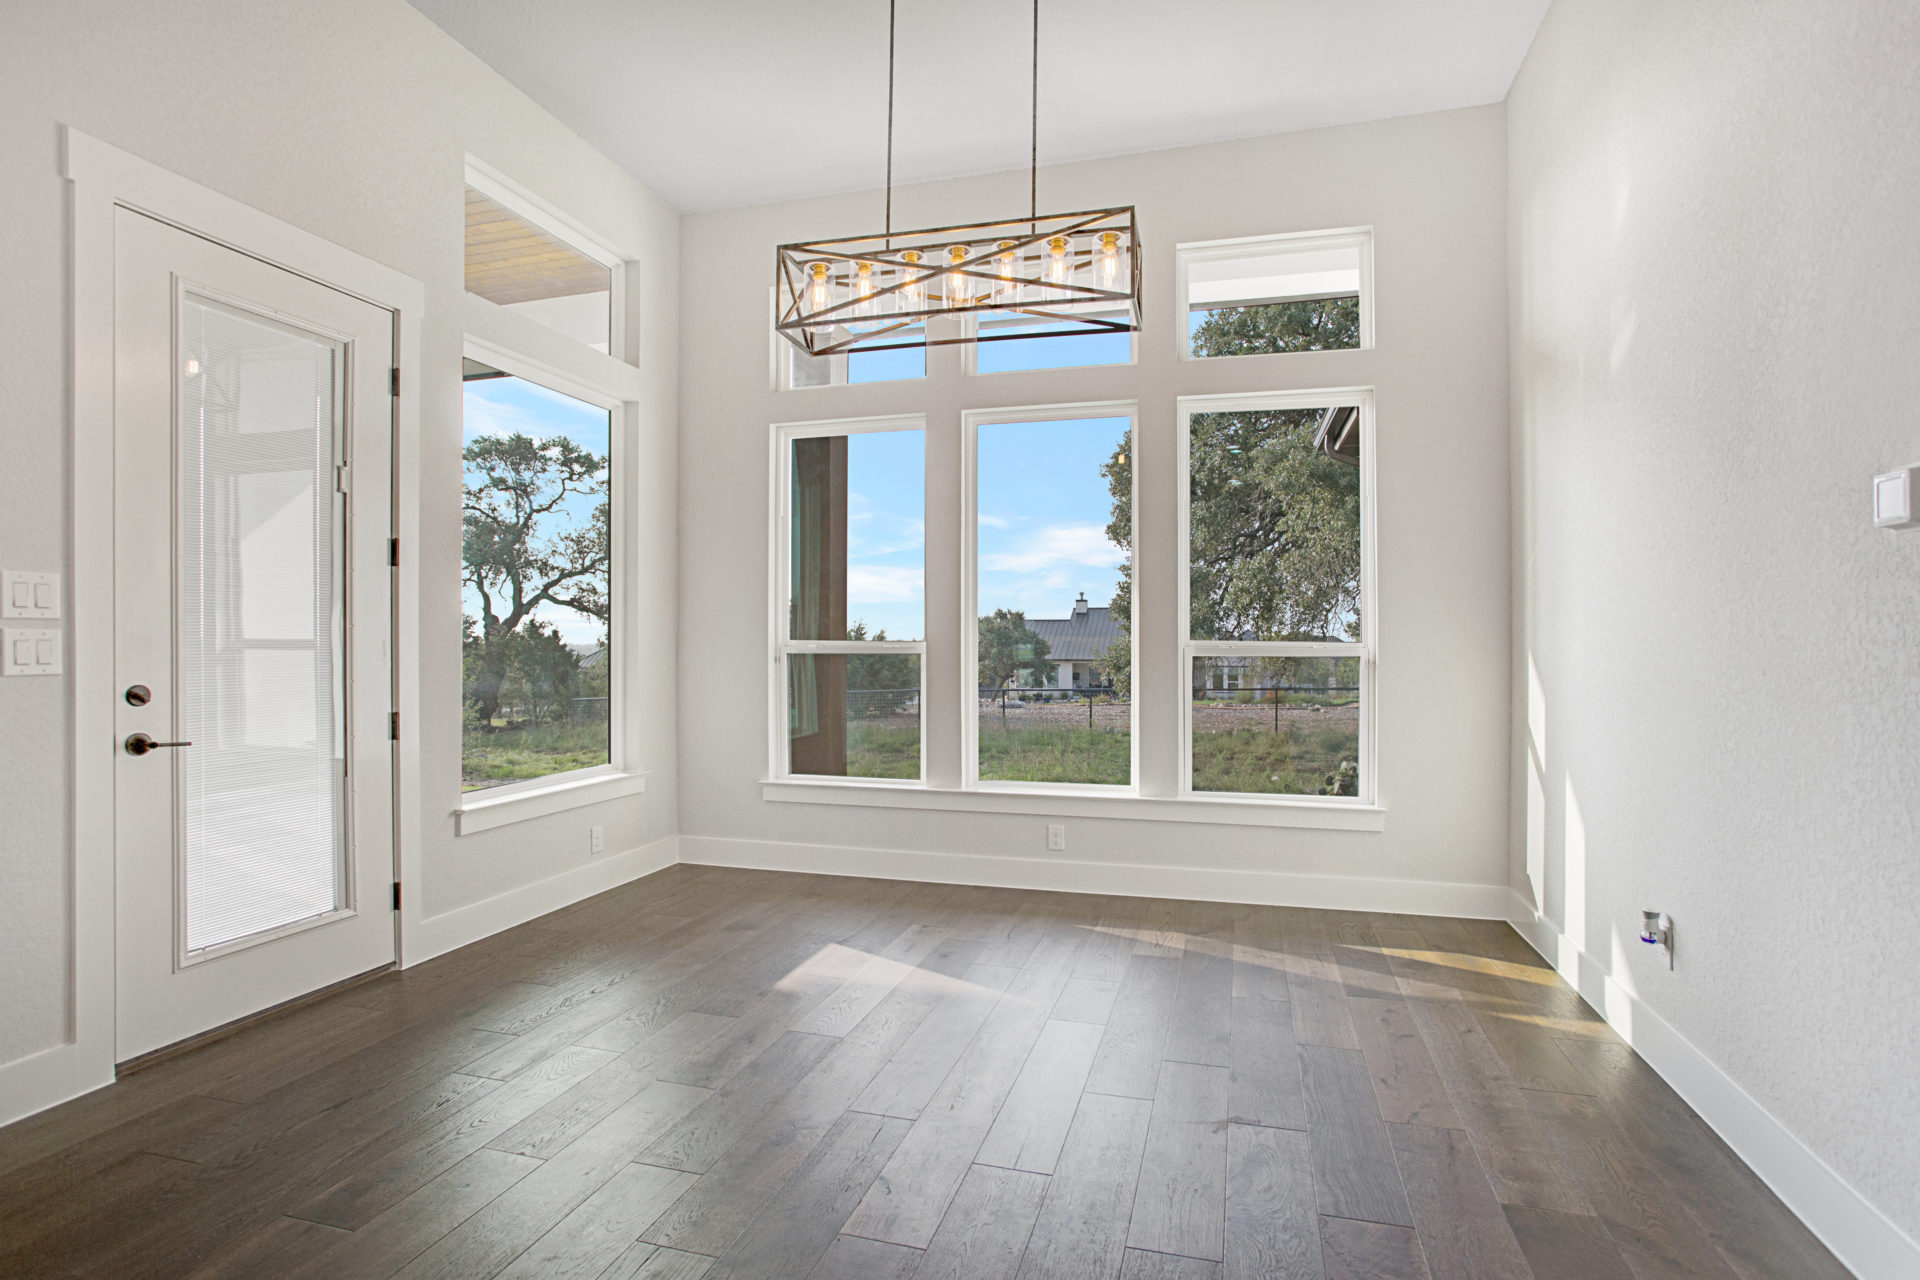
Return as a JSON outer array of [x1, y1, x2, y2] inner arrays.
[[125, 733, 192, 756]]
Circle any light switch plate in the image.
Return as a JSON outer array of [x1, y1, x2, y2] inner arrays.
[[1873, 465, 1920, 529], [3, 627, 62, 676], [2, 570, 60, 619]]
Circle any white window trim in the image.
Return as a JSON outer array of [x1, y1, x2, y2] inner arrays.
[[768, 414, 930, 783], [465, 156, 632, 364], [454, 335, 642, 833], [961, 400, 1139, 793], [1177, 387, 1379, 807], [1174, 226, 1375, 360]]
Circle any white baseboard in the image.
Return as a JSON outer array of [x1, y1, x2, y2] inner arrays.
[[0, 1040, 112, 1131], [1508, 890, 1919, 1280], [412, 834, 680, 964], [679, 834, 1510, 918]]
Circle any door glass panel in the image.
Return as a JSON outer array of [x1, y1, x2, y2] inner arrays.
[[178, 294, 347, 955]]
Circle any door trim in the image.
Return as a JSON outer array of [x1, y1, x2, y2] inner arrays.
[[14, 127, 427, 1126]]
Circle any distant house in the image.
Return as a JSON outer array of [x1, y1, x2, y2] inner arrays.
[[1022, 593, 1120, 689]]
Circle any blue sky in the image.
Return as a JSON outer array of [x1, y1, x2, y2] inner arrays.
[[836, 416, 1129, 640], [462, 374, 611, 649], [977, 416, 1130, 623], [839, 429, 925, 641]]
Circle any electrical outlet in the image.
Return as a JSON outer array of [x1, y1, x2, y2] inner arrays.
[[589, 825, 605, 856], [1046, 823, 1066, 852]]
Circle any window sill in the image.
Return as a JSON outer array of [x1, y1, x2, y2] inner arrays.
[[759, 778, 1383, 831], [455, 769, 648, 835]]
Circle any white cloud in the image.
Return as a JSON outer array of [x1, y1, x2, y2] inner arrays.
[[980, 524, 1122, 574], [977, 513, 1014, 529], [848, 564, 925, 601]]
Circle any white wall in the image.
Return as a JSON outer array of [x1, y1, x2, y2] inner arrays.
[[0, 0, 678, 1072], [1508, 0, 1920, 1258], [678, 107, 1512, 904]]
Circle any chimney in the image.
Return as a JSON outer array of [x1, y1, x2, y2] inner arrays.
[[1073, 592, 1088, 618]]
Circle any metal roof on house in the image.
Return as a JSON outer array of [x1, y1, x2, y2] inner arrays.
[[1026, 595, 1121, 662]]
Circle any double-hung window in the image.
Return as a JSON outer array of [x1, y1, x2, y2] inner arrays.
[[772, 417, 927, 781], [456, 161, 644, 832], [1181, 390, 1374, 802], [964, 403, 1135, 789]]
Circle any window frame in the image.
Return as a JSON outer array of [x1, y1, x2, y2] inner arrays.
[[1177, 387, 1378, 805], [961, 400, 1139, 795], [959, 311, 1138, 376], [453, 334, 645, 833], [768, 414, 930, 785], [769, 288, 929, 391], [1174, 227, 1375, 361], [465, 157, 630, 362]]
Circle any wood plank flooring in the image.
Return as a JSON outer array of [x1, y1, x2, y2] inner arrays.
[[0, 866, 1853, 1280]]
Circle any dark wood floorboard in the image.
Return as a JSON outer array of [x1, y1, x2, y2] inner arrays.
[[0, 868, 1852, 1280]]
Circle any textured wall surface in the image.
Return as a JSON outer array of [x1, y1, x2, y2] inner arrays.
[[1508, 0, 1920, 1240], [0, 0, 678, 1070], [678, 108, 1513, 897]]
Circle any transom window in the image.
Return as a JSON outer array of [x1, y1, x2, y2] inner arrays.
[[1178, 228, 1372, 358]]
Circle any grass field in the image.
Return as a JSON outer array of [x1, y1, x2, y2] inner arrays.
[[835, 717, 1356, 794], [463, 720, 610, 791], [1190, 723, 1357, 795]]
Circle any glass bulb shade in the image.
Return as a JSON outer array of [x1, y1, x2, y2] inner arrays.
[[899, 250, 924, 311], [946, 246, 969, 309], [996, 240, 1018, 303], [1047, 235, 1069, 286], [808, 261, 832, 316], [1099, 232, 1121, 289], [854, 261, 874, 316]]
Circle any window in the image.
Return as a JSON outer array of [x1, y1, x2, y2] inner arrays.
[[970, 312, 1132, 374], [1182, 391, 1372, 800], [787, 329, 927, 388], [1178, 229, 1371, 359], [465, 165, 623, 354], [460, 356, 617, 793], [968, 407, 1134, 788], [775, 418, 926, 780]]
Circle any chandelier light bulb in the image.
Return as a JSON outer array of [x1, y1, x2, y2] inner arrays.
[[854, 261, 874, 316], [1098, 231, 1121, 290], [946, 245, 969, 309], [808, 261, 832, 318], [899, 250, 924, 311], [997, 240, 1018, 303], [1047, 235, 1069, 288]]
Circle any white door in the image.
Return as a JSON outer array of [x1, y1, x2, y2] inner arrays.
[[113, 209, 397, 1062]]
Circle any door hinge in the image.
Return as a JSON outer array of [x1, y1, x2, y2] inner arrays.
[[389, 710, 399, 740], [334, 464, 351, 494], [392, 881, 402, 911], [390, 366, 400, 397], [388, 537, 400, 567]]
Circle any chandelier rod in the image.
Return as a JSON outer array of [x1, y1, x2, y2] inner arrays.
[[1030, 0, 1039, 222], [885, 0, 896, 245]]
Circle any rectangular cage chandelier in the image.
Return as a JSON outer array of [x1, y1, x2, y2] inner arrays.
[[775, 205, 1141, 357]]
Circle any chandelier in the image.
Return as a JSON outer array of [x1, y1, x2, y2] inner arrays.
[[775, 1, 1141, 357]]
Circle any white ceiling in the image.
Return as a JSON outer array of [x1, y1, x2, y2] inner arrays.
[[406, 0, 1551, 213]]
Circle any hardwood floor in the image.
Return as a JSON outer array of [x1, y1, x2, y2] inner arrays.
[[0, 866, 1852, 1280]]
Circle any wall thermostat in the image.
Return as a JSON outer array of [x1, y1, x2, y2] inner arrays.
[[1873, 465, 1920, 529]]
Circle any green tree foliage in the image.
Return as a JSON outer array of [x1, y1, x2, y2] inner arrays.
[[977, 609, 1056, 689], [846, 622, 919, 714], [462, 431, 609, 724], [1097, 301, 1364, 695], [1187, 297, 1360, 357]]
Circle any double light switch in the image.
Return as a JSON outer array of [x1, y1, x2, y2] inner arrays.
[[3, 570, 60, 619]]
